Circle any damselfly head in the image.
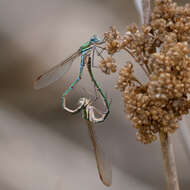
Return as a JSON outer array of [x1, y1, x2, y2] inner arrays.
[[90, 35, 100, 43]]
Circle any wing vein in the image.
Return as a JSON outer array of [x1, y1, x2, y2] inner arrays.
[[34, 49, 81, 89], [86, 120, 112, 186]]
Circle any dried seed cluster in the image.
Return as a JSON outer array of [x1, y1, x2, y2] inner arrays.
[[99, 57, 117, 75], [101, 0, 190, 144], [151, 0, 190, 43], [104, 27, 120, 55], [116, 61, 141, 92]]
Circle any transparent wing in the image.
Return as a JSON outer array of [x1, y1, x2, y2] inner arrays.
[[34, 50, 81, 89], [86, 120, 112, 186]]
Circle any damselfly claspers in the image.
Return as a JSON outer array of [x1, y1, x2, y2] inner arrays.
[[63, 94, 112, 186]]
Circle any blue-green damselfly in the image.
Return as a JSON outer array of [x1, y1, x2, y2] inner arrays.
[[34, 35, 110, 123], [34, 36, 112, 186]]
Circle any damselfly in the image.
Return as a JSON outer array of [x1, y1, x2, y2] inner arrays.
[[34, 35, 110, 122], [34, 37, 112, 186], [63, 95, 112, 186]]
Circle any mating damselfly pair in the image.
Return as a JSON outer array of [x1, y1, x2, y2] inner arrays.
[[34, 35, 112, 186]]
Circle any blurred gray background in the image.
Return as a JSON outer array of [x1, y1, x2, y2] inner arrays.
[[0, 0, 189, 189]]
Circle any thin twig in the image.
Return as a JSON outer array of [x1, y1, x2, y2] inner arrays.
[[123, 47, 149, 76], [142, 0, 151, 25], [132, 77, 143, 86], [159, 132, 180, 190]]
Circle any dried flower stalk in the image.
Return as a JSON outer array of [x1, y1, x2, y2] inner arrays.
[[160, 132, 179, 190], [101, 0, 190, 144], [99, 0, 190, 188], [142, 0, 151, 25], [144, 1, 180, 189]]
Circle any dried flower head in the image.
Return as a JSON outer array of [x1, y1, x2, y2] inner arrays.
[[104, 26, 121, 55], [99, 57, 117, 74], [101, 0, 190, 144]]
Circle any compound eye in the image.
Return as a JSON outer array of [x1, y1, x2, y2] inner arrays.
[[90, 35, 99, 43]]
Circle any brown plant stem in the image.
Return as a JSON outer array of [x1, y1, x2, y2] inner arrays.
[[141, 1, 180, 189], [159, 132, 180, 190], [142, 0, 151, 25]]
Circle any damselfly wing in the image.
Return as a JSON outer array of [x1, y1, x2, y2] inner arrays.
[[34, 50, 81, 90], [86, 120, 112, 186]]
